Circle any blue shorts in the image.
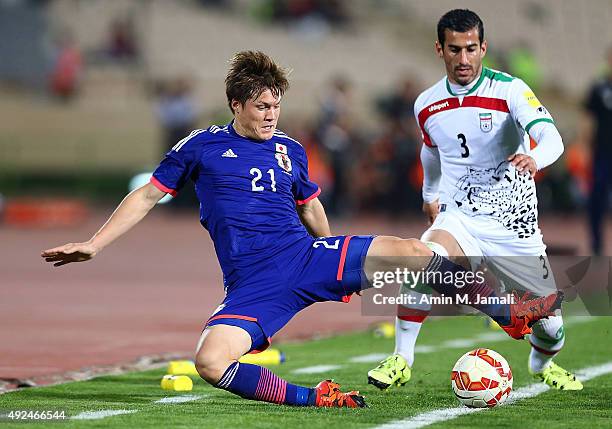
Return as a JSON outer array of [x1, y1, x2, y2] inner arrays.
[[205, 235, 374, 352]]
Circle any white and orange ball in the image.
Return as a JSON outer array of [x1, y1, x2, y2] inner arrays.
[[451, 348, 513, 408]]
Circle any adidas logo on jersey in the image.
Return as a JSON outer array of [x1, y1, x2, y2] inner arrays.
[[222, 149, 238, 158]]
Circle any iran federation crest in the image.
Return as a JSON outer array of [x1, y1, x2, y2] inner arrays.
[[275, 143, 292, 172], [479, 113, 492, 132]]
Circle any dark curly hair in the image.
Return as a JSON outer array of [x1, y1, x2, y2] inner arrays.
[[225, 51, 290, 113]]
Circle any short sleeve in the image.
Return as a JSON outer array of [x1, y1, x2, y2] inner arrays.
[[291, 145, 321, 205], [508, 78, 555, 135], [151, 132, 202, 196]]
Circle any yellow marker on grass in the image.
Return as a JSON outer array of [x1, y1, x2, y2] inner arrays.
[[239, 349, 285, 365], [166, 349, 285, 378], [161, 375, 193, 391], [373, 322, 395, 338], [167, 360, 199, 376]]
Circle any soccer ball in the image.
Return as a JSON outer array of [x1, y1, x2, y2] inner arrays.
[[451, 348, 513, 408]]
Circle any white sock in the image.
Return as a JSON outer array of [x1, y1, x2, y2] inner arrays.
[[528, 316, 564, 373], [393, 317, 423, 367], [529, 347, 555, 373]]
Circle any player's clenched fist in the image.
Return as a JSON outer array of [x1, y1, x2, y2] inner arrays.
[[41, 242, 99, 267], [507, 153, 537, 178], [422, 199, 440, 225]]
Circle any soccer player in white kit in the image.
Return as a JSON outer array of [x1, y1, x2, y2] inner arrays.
[[368, 9, 583, 391]]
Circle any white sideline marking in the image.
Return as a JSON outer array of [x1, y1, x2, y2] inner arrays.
[[414, 345, 437, 353], [373, 361, 612, 429], [574, 362, 612, 381], [292, 365, 342, 374], [155, 395, 203, 404], [352, 332, 507, 363], [71, 395, 205, 420], [432, 332, 507, 351], [564, 315, 600, 325], [416, 332, 507, 356], [439, 339, 477, 348], [353, 317, 596, 364], [72, 409, 137, 420], [473, 331, 507, 341], [349, 353, 389, 363]]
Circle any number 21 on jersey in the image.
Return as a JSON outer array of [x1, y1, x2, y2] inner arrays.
[[250, 167, 276, 192]]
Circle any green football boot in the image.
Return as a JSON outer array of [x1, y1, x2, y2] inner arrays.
[[367, 354, 411, 390], [530, 361, 583, 390]]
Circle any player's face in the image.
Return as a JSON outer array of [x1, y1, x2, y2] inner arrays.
[[436, 27, 487, 86], [232, 89, 281, 141]]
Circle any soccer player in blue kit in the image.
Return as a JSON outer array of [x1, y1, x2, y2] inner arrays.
[[43, 51, 563, 408]]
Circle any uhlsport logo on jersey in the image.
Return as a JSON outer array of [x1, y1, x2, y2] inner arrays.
[[428, 100, 450, 113], [479, 113, 492, 132]]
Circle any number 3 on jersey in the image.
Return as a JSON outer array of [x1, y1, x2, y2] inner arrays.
[[457, 133, 469, 158], [250, 167, 276, 192]]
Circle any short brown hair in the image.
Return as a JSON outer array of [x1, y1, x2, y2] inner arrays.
[[225, 51, 290, 113]]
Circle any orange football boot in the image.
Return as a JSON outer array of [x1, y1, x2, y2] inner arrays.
[[500, 291, 564, 339], [314, 380, 367, 408]]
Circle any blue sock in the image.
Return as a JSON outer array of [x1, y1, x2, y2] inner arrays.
[[425, 253, 511, 325], [216, 362, 314, 406]]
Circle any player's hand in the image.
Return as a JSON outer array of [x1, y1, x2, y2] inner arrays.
[[41, 242, 99, 267], [422, 199, 440, 225], [507, 153, 537, 178]]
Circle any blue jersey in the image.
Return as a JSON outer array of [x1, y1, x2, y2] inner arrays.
[[150, 122, 320, 290]]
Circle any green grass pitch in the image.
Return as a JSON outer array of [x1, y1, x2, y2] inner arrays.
[[1, 316, 610, 428]]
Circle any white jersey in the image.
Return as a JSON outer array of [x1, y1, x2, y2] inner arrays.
[[414, 68, 554, 239]]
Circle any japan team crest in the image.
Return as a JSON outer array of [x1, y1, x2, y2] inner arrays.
[[479, 113, 492, 132], [275, 143, 292, 172], [275, 143, 287, 154]]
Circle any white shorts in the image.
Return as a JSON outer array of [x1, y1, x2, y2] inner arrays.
[[422, 205, 556, 296]]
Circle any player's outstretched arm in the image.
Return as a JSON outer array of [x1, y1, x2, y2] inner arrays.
[[41, 183, 167, 267], [296, 197, 331, 238]]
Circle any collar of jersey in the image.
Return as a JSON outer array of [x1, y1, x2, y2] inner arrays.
[[228, 120, 270, 143], [445, 67, 487, 97]]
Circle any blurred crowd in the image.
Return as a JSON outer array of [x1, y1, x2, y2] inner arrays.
[[147, 72, 424, 216], [260, 0, 350, 28], [42, 29, 600, 221], [48, 15, 140, 101], [300, 74, 423, 217], [4, 2, 608, 242], [146, 69, 598, 222]]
